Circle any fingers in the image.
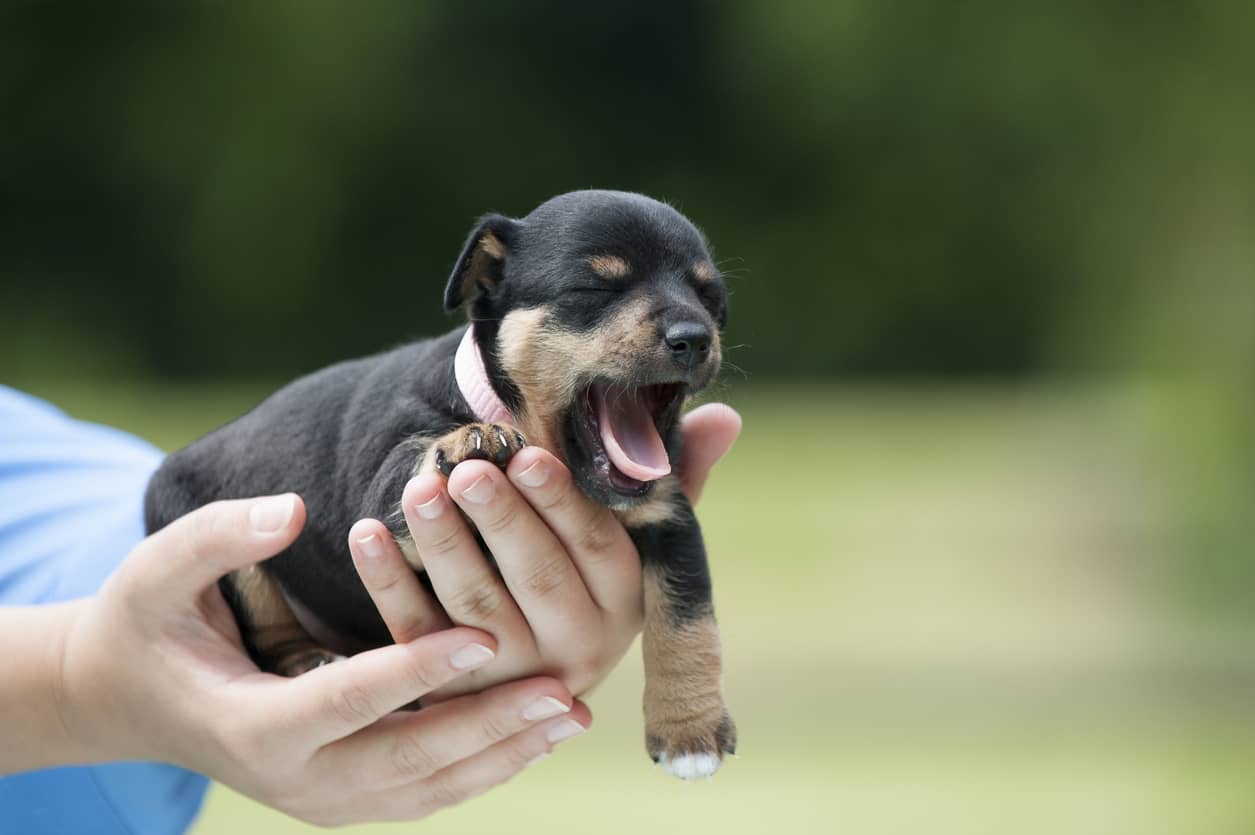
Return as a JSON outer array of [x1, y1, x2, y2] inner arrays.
[[501, 447, 642, 616], [128, 494, 305, 600], [348, 518, 451, 643], [318, 676, 588, 792], [274, 627, 497, 744], [399, 475, 532, 645], [678, 403, 742, 504], [443, 459, 604, 637], [357, 697, 590, 822]]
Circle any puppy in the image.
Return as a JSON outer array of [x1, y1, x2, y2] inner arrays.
[[145, 190, 736, 779]]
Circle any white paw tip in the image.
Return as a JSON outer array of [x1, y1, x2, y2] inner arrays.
[[660, 752, 722, 781]]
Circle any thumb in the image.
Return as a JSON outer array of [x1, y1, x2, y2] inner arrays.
[[678, 403, 742, 505], [127, 494, 306, 600]]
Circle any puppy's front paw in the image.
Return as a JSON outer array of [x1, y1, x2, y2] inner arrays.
[[646, 701, 737, 780], [434, 422, 527, 476]]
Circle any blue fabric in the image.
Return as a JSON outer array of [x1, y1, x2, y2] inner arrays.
[[0, 386, 209, 835]]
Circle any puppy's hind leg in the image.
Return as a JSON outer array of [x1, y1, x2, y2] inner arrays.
[[221, 566, 340, 676]]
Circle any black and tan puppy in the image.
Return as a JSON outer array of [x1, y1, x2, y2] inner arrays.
[[144, 190, 736, 779]]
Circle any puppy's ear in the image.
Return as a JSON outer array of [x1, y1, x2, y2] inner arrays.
[[445, 214, 520, 312]]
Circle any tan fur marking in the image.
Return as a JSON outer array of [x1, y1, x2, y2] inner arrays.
[[588, 254, 631, 279], [497, 303, 662, 455], [692, 260, 716, 282], [616, 476, 682, 528], [641, 564, 733, 759], [228, 566, 333, 674]]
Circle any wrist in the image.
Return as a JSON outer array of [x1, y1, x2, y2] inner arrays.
[[0, 599, 103, 774]]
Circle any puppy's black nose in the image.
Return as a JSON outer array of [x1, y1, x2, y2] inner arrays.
[[665, 322, 712, 368]]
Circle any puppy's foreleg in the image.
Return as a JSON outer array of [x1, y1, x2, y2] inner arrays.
[[630, 498, 737, 779]]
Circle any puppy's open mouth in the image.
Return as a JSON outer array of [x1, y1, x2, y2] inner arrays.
[[575, 381, 686, 497]]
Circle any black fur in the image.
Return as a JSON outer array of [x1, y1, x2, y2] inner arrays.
[[628, 496, 713, 623], [144, 189, 728, 668]]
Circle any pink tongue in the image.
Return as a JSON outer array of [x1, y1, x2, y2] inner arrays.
[[595, 386, 671, 482]]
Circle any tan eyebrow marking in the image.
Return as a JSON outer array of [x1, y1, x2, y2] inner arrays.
[[692, 261, 716, 282], [588, 254, 631, 279]]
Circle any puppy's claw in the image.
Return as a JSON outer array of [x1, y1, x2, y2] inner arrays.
[[432, 422, 527, 476]]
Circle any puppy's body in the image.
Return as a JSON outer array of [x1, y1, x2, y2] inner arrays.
[[145, 190, 736, 778], [146, 332, 466, 649]]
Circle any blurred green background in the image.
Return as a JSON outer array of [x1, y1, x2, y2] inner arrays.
[[4, 2, 1254, 833]]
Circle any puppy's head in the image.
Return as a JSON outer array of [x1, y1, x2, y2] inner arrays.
[[445, 190, 727, 509]]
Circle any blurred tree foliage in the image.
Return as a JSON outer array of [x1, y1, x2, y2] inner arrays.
[[1, 1, 1251, 383], [2, 1, 1252, 607]]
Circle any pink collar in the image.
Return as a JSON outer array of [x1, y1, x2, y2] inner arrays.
[[454, 326, 514, 425]]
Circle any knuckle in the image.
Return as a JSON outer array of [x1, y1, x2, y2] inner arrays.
[[392, 614, 434, 642], [392, 732, 441, 781], [505, 735, 548, 770], [520, 556, 569, 599], [533, 482, 574, 514], [423, 774, 467, 809], [367, 568, 407, 595], [478, 502, 520, 535], [446, 583, 504, 622], [575, 512, 619, 561], [478, 707, 515, 745], [403, 656, 439, 695], [423, 525, 464, 558], [328, 683, 379, 727]]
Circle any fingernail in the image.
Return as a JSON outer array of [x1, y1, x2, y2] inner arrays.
[[460, 474, 495, 504], [515, 459, 549, 488], [415, 494, 443, 520], [546, 719, 586, 743], [449, 643, 495, 670], [356, 533, 383, 559], [526, 751, 551, 767], [250, 494, 295, 533], [522, 696, 570, 722]]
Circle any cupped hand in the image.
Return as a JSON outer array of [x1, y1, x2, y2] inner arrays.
[[348, 403, 742, 699], [56, 495, 589, 826]]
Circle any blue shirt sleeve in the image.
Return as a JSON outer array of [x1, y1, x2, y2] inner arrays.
[[0, 386, 210, 835]]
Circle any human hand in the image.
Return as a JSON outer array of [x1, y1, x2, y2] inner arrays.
[[54, 496, 590, 826], [347, 403, 742, 699]]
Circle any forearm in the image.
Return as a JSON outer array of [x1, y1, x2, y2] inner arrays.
[[0, 600, 99, 774]]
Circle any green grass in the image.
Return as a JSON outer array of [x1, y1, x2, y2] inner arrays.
[[24, 381, 1255, 834]]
